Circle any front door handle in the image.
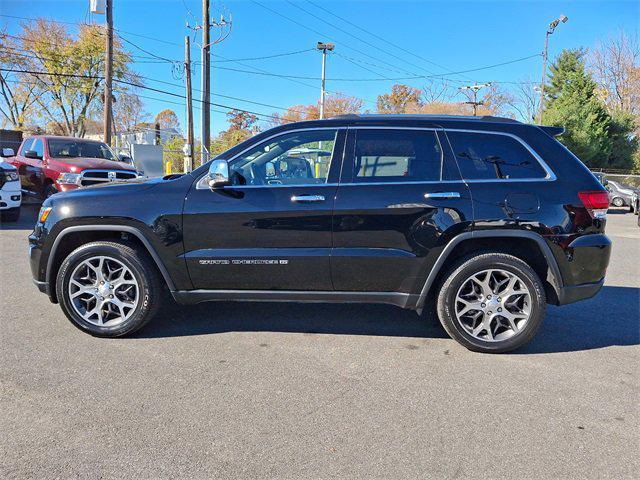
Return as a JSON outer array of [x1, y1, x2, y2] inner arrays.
[[424, 192, 461, 199], [291, 194, 325, 203]]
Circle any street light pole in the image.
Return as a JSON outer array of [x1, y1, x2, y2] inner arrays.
[[317, 42, 334, 119], [538, 14, 568, 125]]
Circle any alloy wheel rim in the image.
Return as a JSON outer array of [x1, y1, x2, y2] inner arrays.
[[68, 256, 139, 327], [454, 268, 532, 342]]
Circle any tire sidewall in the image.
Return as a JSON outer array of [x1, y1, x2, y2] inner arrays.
[[56, 243, 153, 337], [612, 197, 624, 207], [439, 256, 545, 353]]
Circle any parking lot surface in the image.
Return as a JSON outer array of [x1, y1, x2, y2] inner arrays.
[[1, 206, 638, 479]]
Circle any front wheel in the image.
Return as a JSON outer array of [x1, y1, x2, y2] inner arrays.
[[56, 241, 162, 337], [437, 253, 546, 353], [611, 196, 625, 208]]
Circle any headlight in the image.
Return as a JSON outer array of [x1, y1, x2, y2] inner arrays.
[[38, 206, 52, 223], [57, 172, 82, 185], [3, 171, 18, 181]]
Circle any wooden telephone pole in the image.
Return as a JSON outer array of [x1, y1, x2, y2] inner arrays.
[[184, 36, 195, 172], [103, 0, 114, 144]]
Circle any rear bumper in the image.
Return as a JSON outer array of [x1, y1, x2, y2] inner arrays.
[[552, 233, 611, 305], [557, 278, 605, 305]]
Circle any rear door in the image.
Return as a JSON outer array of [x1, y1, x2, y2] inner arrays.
[[331, 126, 473, 294]]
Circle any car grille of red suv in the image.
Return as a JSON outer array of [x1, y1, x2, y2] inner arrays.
[[80, 170, 138, 187]]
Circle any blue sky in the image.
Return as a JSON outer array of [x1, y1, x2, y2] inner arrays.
[[1, 0, 638, 139]]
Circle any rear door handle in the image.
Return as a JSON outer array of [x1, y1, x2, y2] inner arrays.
[[424, 192, 461, 199], [291, 194, 325, 203]]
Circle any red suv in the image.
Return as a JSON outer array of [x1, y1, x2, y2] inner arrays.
[[9, 136, 140, 199]]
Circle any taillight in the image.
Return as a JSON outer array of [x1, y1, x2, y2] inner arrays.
[[578, 191, 609, 219]]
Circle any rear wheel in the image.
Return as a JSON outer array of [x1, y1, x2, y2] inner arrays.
[[56, 241, 162, 337], [437, 253, 546, 353], [611, 196, 625, 207]]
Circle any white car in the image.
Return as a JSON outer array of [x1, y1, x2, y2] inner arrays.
[[1, 148, 21, 222]]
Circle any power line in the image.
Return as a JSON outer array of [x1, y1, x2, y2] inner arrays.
[[303, 0, 474, 82], [0, 67, 289, 122]]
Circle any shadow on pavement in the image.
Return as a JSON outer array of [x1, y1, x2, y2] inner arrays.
[[0, 204, 39, 231], [134, 286, 639, 354], [519, 285, 640, 354], [134, 300, 449, 341]]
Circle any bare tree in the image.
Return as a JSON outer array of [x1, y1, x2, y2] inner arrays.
[[507, 77, 541, 123], [591, 29, 640, 114], [0, 31, 43, 129]]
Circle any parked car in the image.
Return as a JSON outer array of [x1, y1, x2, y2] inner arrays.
[[7, 136, 140, 200], [0, 149, 21, 222], [29, 115, 611, 353], [605, 179, 637, 209]]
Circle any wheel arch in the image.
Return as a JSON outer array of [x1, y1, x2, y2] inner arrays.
[[46, 225, 176, 302], [416, 230, 564, 311]]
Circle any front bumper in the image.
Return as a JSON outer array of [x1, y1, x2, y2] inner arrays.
[[0, 182, 21, 209]]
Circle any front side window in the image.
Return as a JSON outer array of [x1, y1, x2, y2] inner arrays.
[[353, 129, 442, 182], [31, 139, 44, 157], [227, 129, 338, 186], [48, 139, 118, 161], [20, 138, 34, 155], [446, 131, 547, 180]]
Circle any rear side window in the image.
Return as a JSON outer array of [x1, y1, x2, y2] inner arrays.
[[353, 129, 442, 182], [446, 131, 547, 180]]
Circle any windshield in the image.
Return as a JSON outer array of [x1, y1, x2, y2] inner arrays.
[[48, 139, 118, 161]]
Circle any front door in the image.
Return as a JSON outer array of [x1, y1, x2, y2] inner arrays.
[[183, 128, 345, 291], [331, 127, 473, 294]]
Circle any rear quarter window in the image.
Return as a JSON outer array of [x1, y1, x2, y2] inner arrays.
[[446, 131, 548, 180]]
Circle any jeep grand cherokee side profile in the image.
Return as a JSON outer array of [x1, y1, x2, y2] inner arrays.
[[28, 115, 611, 353]]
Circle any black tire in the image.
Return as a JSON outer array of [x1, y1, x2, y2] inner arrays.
[[436, 252, 546, 353], [44, 184, 57, 199], [56, 241, 162, 337], [0, 207, 20, 222]]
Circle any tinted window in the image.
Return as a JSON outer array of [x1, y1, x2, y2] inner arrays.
[[446, 131, 547, 180], [48, 139, 117, 161], [229, 129, 337, 186], [31, 139, 44, 157], [353, 129, 442, 182]]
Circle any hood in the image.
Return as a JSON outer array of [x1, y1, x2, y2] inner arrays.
[[50, 157, 137, 172], [0, 159, 17, 171]]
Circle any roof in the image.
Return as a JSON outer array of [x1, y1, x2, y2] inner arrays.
[[329, 114, 521, 124], [33, 135, 107, 142]]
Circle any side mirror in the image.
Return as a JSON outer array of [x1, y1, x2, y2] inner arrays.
[[1, 148, 15, 157], [207, 159, 231, 188], [118, 153, 133, 164], [24, 150, 42, 160]]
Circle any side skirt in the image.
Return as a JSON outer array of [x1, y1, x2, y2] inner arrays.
[[171, 290, 419, 310]]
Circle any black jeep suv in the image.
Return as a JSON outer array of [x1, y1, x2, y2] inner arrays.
[[29, 115, 611, 353]]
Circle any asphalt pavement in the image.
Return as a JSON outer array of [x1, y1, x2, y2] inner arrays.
[[1, 206, 638, 479]]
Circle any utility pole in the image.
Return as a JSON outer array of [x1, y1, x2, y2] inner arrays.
[[316, 42, 334, 119], [459, 83, 492, 116], [194, 1, 232, 163], [103, 0, 113, 144], [538, 14, 568, 125], [200, 0, 210, 161], [184, 35, 195, 172]]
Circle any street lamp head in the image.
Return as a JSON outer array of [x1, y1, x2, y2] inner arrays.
[[559, 14, 568, 23], [317, 42, 335, 51]]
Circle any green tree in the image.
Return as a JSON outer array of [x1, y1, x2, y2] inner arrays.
[[543, 49, 613, 167]]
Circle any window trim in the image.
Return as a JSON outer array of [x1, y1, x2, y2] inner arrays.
[[442, 128, 556, 183], [195, 127, 346, 190]]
